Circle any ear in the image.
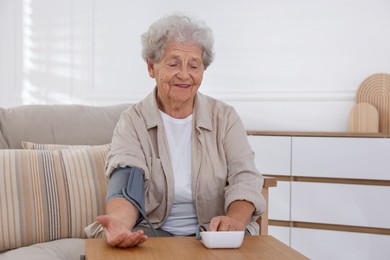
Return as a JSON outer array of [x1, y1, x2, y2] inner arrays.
[[147, 59, 156, 78]]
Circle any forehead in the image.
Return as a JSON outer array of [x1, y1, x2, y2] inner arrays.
[[162, 42, 203, 60]]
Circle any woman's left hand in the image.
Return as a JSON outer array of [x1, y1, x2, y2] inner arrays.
[[209, 200, 255, 232], [209, 216, 245, 231]]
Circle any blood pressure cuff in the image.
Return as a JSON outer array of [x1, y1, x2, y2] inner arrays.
[[106, 166, 145, 227]]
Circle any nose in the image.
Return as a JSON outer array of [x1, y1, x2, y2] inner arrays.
[[176, 66, 190, 79]]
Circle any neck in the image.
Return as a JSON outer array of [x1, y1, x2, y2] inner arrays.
[[155, 89, 196, 119], [158, 102, 193, 119]]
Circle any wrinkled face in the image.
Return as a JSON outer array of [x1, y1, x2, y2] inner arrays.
[[147, 42, 205, 112]]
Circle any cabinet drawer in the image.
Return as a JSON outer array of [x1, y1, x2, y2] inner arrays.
[[291, 182, 390, 228], [248, 135, 291, 176], [269, 226, 290, 246], [292, 137, 390, 179], [269, 181, 290, 221], [291, 228, 390, 260]]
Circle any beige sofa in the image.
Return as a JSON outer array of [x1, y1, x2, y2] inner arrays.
[[0, 103, 274, 260], [0, 104, 129, 259]]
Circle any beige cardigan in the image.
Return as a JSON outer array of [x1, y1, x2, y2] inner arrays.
[[104, 89, 265, 235]]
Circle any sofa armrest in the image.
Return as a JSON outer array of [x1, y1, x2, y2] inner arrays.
[[0, 145, 110, 253]]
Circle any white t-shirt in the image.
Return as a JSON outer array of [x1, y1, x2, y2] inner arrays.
[[159, 111, 198, 236]]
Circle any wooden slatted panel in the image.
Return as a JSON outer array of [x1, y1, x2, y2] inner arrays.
[[348, 102, 379, 133], [356, 73, 390, 133]]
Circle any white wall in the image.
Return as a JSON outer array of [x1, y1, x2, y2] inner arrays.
[[1, 0, 390, 131]]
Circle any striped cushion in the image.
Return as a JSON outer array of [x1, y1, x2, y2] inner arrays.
[[0, 145, 109, 252], [21, 141, 108, 150]]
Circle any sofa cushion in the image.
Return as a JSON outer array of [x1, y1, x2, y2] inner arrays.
[[0, 104, 130, 149], [22, 141, 108, 150], [0, 145, 109, 252], [0, 238, 84, 260]]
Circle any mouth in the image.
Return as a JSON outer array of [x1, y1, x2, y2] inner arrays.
[[173, 84, 191, 89]]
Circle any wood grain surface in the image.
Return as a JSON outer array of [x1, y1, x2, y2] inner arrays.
[[85, 236, 308, 260]]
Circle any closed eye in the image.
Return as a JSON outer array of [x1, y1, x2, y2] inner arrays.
[[189, 63, 201, 69]]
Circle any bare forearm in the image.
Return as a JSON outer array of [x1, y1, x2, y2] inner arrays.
[[106, 197, 139, 229], [226, 200, 255, 227]]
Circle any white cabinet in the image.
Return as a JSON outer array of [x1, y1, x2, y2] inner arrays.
[[292, 137, 390, 179], [269, 181, 290, 221], [291, 228, 390, 260], [248, 132, 390, 260], [248, 135, 291, 176], [291, 182, 390, 228], [268, 226, 290, 246]]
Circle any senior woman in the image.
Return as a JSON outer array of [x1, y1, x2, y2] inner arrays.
[[93, 14, 265, 248]]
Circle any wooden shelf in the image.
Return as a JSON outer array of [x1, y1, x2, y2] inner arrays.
[[247, 130, 390, 138]]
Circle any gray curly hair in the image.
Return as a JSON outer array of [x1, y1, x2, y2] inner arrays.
[[141, 14, 215, 69]]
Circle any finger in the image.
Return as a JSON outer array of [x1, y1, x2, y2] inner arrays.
[[96, 215, 109, 227], [226, 217, 244, 231], [131, 234, 148, 247], [230, 224, 239, 231], [117, 231, 147, 248], [124, 235, 147, 247], [209, 217, 222, 231], [216, 220, 230, 231], [115, 230, 140, 248], [106, 232, 128, 247]]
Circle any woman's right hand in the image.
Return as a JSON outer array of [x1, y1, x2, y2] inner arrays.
[[96, 215, 148, 248]]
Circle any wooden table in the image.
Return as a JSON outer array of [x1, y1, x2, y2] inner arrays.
[[85, 236, 308, 260]]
